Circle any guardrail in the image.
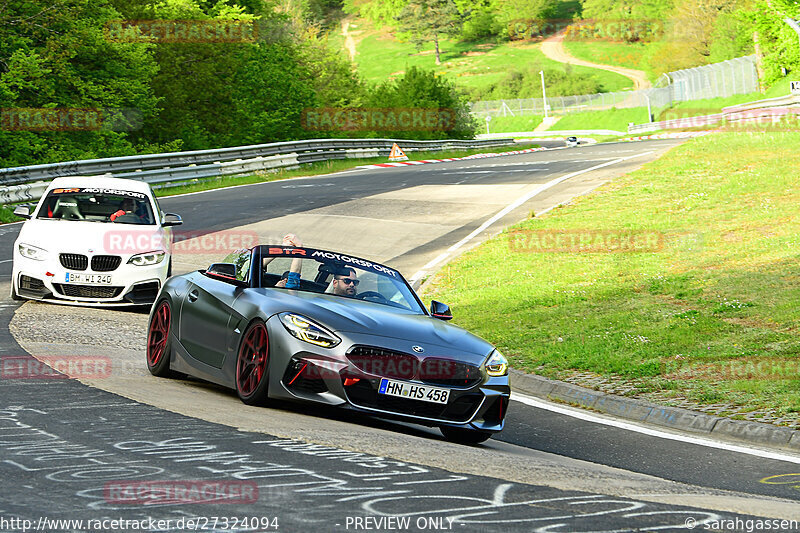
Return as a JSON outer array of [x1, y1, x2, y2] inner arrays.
[[722, 94, 800, 113], [0, 137, 515, 205], [626, 94, 800, 134], [627, 113, 723, 134]]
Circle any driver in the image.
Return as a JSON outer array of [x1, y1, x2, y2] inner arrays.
[[110, 197, 141, 221], [331, 266, 359, 297]]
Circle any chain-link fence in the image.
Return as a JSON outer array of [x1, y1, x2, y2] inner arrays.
[[470, 55, 759, 118]]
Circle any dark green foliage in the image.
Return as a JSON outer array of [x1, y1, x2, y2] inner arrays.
[[0, 0, 369, 167], [744, 0, 800, 86], [0, 0, 160, 167], [364, 66, 478, 139], [460, 8, 502, 41]]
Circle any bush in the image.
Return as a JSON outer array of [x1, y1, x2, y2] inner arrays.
[[460, 9, 502, 41]]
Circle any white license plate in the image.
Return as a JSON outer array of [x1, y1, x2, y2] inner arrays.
[[378, 378, 450, 404], [65, 273, 112, 284]]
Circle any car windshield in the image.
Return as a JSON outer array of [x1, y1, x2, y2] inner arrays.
[[36, 187, 155, 225], [255, 247, 426, 313]]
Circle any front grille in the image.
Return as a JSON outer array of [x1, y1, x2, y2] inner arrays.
[[53, 284, 123, 299], [91, 255, 121, 272], [343, 379, 483, 423], [59, 253, 88, 271], [419, 358, 483, 388], [347, 346, 418, 380]]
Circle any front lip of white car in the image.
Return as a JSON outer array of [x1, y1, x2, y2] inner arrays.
[[12, 220, 171, 305]]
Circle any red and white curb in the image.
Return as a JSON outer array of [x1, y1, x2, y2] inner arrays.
[[357, 147, 549, 169]]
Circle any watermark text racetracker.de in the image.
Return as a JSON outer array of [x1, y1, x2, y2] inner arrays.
[[507, 18, 665, 42], [104, 480, 258, 505], [1, 108, 142, 132], [508, 229, 664, 254], [1, 356, 111, 380], [105, 20, 256, 43], [0, 515, 278, 532], [103, 229, 259, 255], [301, 108, 456, 132]]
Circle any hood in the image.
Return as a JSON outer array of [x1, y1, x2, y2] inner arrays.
[[254, 288, 495, 358], [17, 219, 164, 256]]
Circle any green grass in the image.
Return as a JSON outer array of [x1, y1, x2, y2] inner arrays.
[[562, 41, 661, 83], [551, 107, 648, 131], [421, 131, 800, 419], [484, 115, 544, 134], [0, 205, 21, 224], [353, 33, 634, 94], [0, 144, 538, 222]]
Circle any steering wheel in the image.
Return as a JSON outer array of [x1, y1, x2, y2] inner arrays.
[[356, 291, 388, 303]]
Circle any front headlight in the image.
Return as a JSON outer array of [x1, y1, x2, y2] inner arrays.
[[278, 312, 341, 348], [485, 350, 509, 377], [127, 251, 165, 266], [18, 243, 47, 261]]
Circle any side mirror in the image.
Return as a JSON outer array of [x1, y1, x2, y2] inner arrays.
[[13, 205, 31, 219], [162, 213, 183, 226], [206, 263, 237, 280], [430, 300, 453, 321]]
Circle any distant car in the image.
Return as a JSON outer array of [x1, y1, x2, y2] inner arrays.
[[146, 245, 511, 444], [565, 136, 579, 147], [11, 176, 182, 306]]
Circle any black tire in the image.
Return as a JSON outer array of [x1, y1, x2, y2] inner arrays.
[[236, 320, 271, 406], [146, 299, 175, 377], [440, 426, 493, 445]]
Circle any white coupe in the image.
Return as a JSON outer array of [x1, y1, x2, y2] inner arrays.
[[11, 176, 182, 306]]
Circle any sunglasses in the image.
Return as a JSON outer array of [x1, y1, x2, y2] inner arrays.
[[337, 278, 359, 286]]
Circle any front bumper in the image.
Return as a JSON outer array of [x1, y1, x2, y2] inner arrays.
[[12, 253, 167, 306], [266, 320, 511, 432]]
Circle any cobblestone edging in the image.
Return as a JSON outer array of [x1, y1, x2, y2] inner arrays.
[[510, 370, 800, 453]]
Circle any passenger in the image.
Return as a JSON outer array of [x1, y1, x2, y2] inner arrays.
[[272, 233, 303, 289], [331, 266, 359, 297]]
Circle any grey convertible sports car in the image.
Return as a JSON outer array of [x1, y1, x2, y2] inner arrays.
[[146, 245, 510, 444]]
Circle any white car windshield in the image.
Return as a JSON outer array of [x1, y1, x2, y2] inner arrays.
[[36, 187, 155, 225]]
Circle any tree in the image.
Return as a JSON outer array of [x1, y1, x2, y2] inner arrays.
[[0, 0, 160, 167], [364, 66, 477, 139], [395, 0, 463, 65], [744, 0, 800, 85]]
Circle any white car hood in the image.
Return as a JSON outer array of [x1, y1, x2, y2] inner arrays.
[[17, 219, 165, 255]]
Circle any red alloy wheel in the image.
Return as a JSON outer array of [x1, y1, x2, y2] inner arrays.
[[147, 301, 171, 367], [237, 323, 269, 396]]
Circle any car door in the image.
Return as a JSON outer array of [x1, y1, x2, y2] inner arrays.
[[178, 250, 252, 368]]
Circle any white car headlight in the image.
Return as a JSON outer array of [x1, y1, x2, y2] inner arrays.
[[485, 350, 509, 377], [18, 243, 47, 261], [279, 312, 341, 348], [127, 251, 165, 266]]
